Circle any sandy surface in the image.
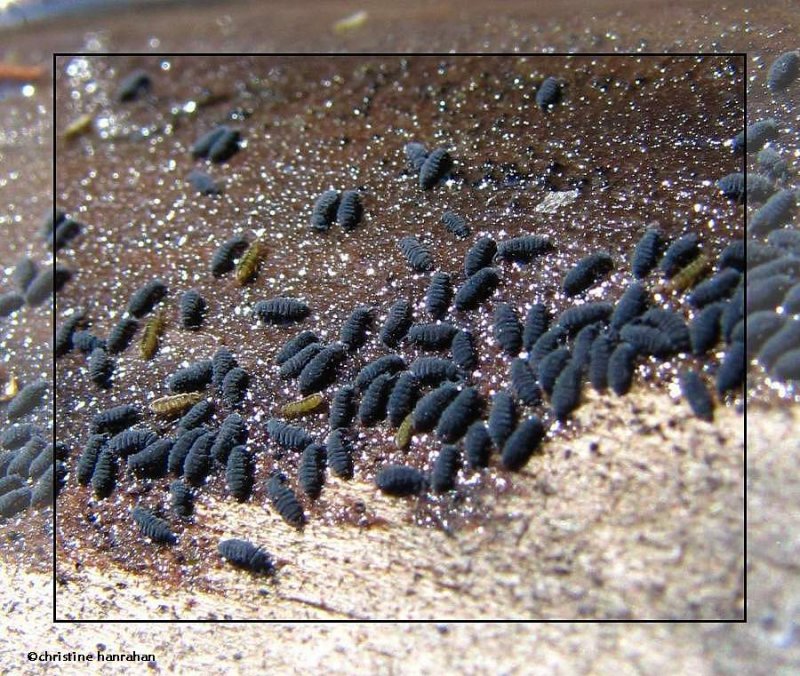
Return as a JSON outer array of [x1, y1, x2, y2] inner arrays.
[[0, 0, 797, 673]]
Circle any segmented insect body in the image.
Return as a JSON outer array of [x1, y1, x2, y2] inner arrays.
[[225, 446, 254, 501], [218, 538, 274, 574], [419, 148, 453, 190], [212, 348, 239, 390], [610, 283, 649, 329], [116, 69, 151, 102], [355, 355, 406, 391], [493, 303, 523, 355], [556, 302, 613, 336], [529, 325, 568, 366], [310, 190, 341, 232], [496, 236, 554, 263], [380, 300, 413, 347], [140, 310, 166, 360], [522, 304, 550, 352], [31, 465, 61, 508], [398, 236, 434, 272], [13, 257, 37, 292], [211, 413, 248, 464], [385, 373, 420, 428], [431, 445, 461, 492], [718, 240, 745, 272], [336, 190, 363, 230], [187, 169, 221, 195], [562, 252, 614, 296], [236, 240, 265, 285], [619, 325, 674, 358], [54, 216, 82, 251], [550, 362, 583, 420], [465, 422, 491, 469], [749, 189, 797, 237], [170, 480, 194, 517], [280, 344, 324, 380], [132, 507, 176, 545], [510, 358, 542, 406], [733, 119, 779, 154], [680, 371, 714, 421], [687, 269, 741, 308], [222, 367, 249, 407], [108, 428, 158, 458], [167, 360, 213, 393], [442, 211, 470, 239], [689, 303, 724, 356], [488, 390, 517, 450], [659, 234, 701, 278], [298, 443, 326, 499], [538, 348, 571, 395], [178, 400, 214, 431], [409, 357, 461, 385], [340, 306, 373, 350], [327, 427, 356, 480], [267, 475, 306, 527], [298, 343, 347, 395], [668, 254, 711, 293], [0, 487, 31, 519], [358, 373, 397, 427], [0, 453, 15, 477], [746, 174, 776, 204], [281, 393, 325, 419], [127, 280, 167, 318], [211, 235, 249, 277], [758, 319, 800, 370], [150, 392, 204, 418], [329, 385, 357, 430], [772, 350, 800, 381], [92, 404, 140, 434], [76, 434, 108, 485], [208, 127, 241, 163], [266, 419, 314, 452], [571, 323, 603, 372], [6, 380, 47, 420], [743, 311, 785, 358], [180, 290, 206, 329], [168, 428, 207, 475], [275, 331, 319, 365], [1, 424, 38, 450], [721, 288, 744, 343], [716, 172, 744, 200], [191, 125, 229, 158], [375, 465, 427, 496], [25, 265, 71, 306], [395, 414, 414, 450], [89, 447, 116, 499], [464, 237, 497, 277], [405, 142, 429, 171], [106, 317, 138, 354], [406, 322, 458, 349], [607, 343, 637, 396], [455, 267, 499, 311], [55, 311, 86, 358], [183, 432, 216, 486], [768, 51, 799, 91], [436, 387, 482, 442], [73, 331, 106, 354], [631, 227, 665, 279], [253, 297, 310, 324], [0, 475, 25, 498], [425, 272, 452, 320], [412, 383, 460, 432], [6, 436, 45, 478], [536, 77, 562, 109], [28, 443, 54, 481], [448, 331, 476, 375], [716, 341, 745, 395], [127, 438, 173, 479], [758, 148, 788, 180], [500, 416, 545, 471], [0, 293, 24, 317]]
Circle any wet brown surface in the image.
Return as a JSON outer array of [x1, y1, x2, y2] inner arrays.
[[0, 0, 797, 671], [52, 54, 744, 617]]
